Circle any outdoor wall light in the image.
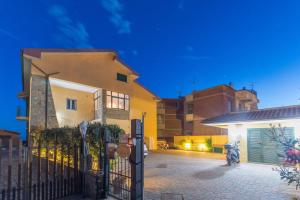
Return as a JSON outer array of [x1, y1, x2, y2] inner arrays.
[[184, 142, 191, 150], [198, 143, 206, 151]]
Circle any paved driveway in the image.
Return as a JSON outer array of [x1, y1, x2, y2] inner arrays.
[[144, 151, 300, 200]]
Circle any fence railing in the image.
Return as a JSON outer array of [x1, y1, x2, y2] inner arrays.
[[0, 138, 82, 200], [0, 119, 144, 200]]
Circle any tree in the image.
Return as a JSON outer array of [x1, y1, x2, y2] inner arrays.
[[268, 124, 300, 189]]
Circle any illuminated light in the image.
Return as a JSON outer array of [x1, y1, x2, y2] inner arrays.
[[184, 142, 191, 150], [198, 143, 206, 151]]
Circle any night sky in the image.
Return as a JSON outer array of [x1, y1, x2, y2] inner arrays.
[[1, 0, 300, 138]]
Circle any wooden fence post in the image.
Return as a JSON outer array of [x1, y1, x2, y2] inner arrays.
[[60, 146, 64, 198], [130, 119, 144, 200], [0, 139, 2, 192], [101, 128, 110, 199], [17, 140, 22, 200], [37, 141, 41, 200], [53, 142, 57, 199], [28, 139, 33, 200], [45, 146, 49, 200], [7, 138, 13, 200], [67, 145, 70, 196]]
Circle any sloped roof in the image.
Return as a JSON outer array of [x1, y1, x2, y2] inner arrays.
[[202, 105, 300, 124], [22, 48, 139, 76]]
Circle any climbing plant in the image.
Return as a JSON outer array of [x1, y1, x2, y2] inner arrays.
[[30, 123, 125, 157]]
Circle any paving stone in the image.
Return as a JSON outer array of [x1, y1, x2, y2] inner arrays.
[[144, 151, 300, 200]]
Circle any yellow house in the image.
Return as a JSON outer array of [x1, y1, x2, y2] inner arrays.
[[19, 48, 158, 149]]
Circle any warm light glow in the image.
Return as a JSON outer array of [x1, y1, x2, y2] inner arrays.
[[184, 142, 192, 150], [198, 143, 206, 151]]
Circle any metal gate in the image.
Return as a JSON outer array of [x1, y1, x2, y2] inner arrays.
[[102, 119, 144, 200], [247, 128, 294, 164]]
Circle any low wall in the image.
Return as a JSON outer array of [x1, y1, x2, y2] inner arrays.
[[174, 135, 228, 153]]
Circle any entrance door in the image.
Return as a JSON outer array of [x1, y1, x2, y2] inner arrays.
[[247, 128, 294, 164]]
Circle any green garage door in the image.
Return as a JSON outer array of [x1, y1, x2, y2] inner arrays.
[[247, 128, 294, 164]]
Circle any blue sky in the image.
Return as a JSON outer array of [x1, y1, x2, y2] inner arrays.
[[1, 0, 300, 137]]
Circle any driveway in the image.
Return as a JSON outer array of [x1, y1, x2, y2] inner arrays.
[[144, 151, 300, 200]]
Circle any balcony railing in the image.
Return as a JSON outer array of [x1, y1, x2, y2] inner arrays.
[[16, 106, 28, 121]]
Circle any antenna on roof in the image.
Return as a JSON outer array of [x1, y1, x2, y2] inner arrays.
[[190, 77, 199, 90], [177, 90, 183, 97], [249, 82, 256, 90]]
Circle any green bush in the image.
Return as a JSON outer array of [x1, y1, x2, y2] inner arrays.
[[205, 137, 213, 152]]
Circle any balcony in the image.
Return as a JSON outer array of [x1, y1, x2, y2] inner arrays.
[[16, 106, 28, 121], [185, 114, 193, 121], [17, 91, 29, 99]]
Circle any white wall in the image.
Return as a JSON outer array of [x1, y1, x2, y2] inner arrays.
[[227, 119, 300, 162]]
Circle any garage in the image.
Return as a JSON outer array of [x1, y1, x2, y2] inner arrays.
[[247, 128, 294, 164], [203, 105, 300, 163]]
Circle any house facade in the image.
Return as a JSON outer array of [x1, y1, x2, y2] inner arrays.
[[18, 49, 158, 150], [203, 105, 300, 164], [157, 85, 259, 146], [0, 129, 20, 146]]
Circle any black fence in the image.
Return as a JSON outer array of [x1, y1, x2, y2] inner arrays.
[[0, 119, 144, 200], [0, 139, 82, 200]]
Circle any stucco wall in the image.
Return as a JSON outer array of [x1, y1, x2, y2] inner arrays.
[[106, 118, 131, 134], [26, 52, 158, 149], [50, 85, 95, 127], [130, 84, 157, 150], [174, 135, 228, 149]]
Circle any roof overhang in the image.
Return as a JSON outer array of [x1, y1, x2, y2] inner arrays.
[[49, 78, 99, 93], [204, 117, 300, 128]]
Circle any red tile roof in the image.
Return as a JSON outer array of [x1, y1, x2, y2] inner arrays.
[[202, 105, 300, 124]]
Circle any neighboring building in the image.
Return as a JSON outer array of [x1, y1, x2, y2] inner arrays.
[[203, 105, 300, 164], [18, 49, 159, 150], [157, 85, 259, 145], [157, 98, 184, 144], [0, 129, 20, 146]]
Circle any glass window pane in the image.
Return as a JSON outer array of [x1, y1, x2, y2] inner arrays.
[[73, 100, 77, 110], [112, 97, 118, 108], [125, 94, 129, 99], [106, 96, 111, 108], [67, 99, 70, 109], [119, 98, 124, 109], [119, 93, 124, 98], [112, 92, 118, 97], [125, 99, 129, 110], [106, 90, 111, 96]]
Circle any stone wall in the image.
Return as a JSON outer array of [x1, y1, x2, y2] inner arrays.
[[30, 75, 59, 130]]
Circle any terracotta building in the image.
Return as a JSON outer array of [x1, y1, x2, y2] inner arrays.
[[0, 129, 20, 146], [157, 85, 259, 145]]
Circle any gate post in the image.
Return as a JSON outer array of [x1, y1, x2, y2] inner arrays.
[[130, 119, 144, 200], [101, 128, 110, 199]]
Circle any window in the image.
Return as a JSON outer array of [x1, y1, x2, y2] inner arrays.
[[187, 103, 193, 114], [106, 90, 129, 110], [157, 114, 165, 124], [94, 90, 102, 110], [228, 100, 234, 112], [66, 99, 77, 110], [117, 73, 127, 83]]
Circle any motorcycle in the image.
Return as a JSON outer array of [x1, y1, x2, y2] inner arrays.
[[224, 142, 240, 166]]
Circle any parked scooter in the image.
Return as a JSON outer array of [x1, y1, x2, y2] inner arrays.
[[224, 142, 240, 166]]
